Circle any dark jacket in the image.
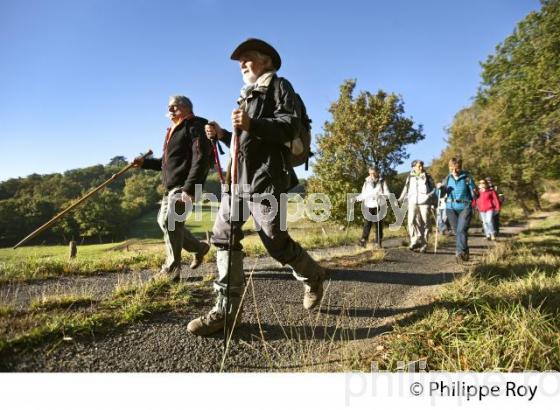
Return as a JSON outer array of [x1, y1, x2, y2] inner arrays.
[[142, 116, 212, 196], [220, 74, 299, 195]]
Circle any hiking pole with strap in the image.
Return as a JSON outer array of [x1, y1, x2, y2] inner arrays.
[[13, 150, 153, 249]]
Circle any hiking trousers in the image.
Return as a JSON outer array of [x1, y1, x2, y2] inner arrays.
[[446, 207, 473, 256], [361, 207, 383, 246], [480, 210, 496, 236], [157, 187, 207, 272], [408, 203, 430, 248], [211, 192, 321, 286]]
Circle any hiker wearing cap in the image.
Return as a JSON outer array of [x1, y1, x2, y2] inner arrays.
[[475, 179, 501, 241], [399, 160, 436, 253], [187, 39, 326, 336], [132, 96, 212, 281], [356, 166, 389, 248], [437, 157, 478, 262]]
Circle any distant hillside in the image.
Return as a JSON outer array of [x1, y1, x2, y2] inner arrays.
[[0, 157, 309, 247], [0, 156, 162, 246]]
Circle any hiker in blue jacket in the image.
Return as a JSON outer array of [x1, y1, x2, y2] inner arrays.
[[436, 157, 478, 262]]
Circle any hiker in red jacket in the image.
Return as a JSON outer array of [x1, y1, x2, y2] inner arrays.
[[475, 179, 501, 241]]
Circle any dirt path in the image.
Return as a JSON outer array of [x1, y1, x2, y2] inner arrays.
[[1, 226, 524, 371]]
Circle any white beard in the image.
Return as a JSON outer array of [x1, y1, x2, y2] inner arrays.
[[165, 109, 183, 120], [242, 71, 258, 85]]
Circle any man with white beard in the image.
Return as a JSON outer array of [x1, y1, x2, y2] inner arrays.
[[132, 96, 212, 280], [187, 38, 326, 336]]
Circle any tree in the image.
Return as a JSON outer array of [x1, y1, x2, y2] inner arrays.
[[74, 189, 127, 242], [108, 156, 128, 167], [308, 79, 425, 223], [432, 0, 560, 214], [121, 171, 161, 218]]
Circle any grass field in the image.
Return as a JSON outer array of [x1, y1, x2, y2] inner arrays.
[[0, 276, 213, 360], [127, 203, 219, 239], [0, 198, 406, 283], [364, 209, 560, 371]]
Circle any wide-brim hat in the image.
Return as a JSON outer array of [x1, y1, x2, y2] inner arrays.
[[230, 38, 281, 70]]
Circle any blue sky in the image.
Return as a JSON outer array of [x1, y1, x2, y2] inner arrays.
[[0, 0, 540, 182]]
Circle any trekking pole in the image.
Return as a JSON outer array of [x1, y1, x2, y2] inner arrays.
[[13, 149, 153, 249], [211, 140, 225, 184], [376, 200, 381, 248], [224, 122, 241, 352], [431, 207, 439, 254]]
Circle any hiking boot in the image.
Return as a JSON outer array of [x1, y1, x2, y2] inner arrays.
[[187, 309, 224, 336], [358, 238, 367, 248], [288, 249, 327, 310], [456, 252, 469, 263], [190, 241, 210, 269], [490, 234, 496, 241], [303, 271, 326, 310], [486, 235, 491, 241], [187, 306, 242, 337], [153, 265, 181, 282], [188, 250, 245, 337], [418, 245, 427, 253]]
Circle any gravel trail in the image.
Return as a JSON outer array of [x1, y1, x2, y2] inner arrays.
[[1, 227, 523, 372]]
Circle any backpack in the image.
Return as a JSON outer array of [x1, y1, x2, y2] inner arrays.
[[272, 77, 313, 170]]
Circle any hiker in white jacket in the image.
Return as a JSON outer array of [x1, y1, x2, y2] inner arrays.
[[356, 166, 389, 248], [399, 160, 436, 253]]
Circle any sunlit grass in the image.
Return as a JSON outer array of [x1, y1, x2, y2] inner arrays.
[[0, 277, 212, 358], [363, 211, 560, 371]]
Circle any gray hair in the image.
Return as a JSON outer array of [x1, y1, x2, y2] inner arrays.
[[169, 95, 193, 113], [241, 50, 274, 71]]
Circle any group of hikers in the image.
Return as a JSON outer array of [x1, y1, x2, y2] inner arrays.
[[131, 38, 504, 338], [357, 158, 504, 262]]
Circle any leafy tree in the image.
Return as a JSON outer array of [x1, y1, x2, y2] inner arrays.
[[74, 189, 127, 242], [432, 0, 560, 214], [121, 172, 161, 218], [308, 79, 425, 223], [108, 156, 128, 167]]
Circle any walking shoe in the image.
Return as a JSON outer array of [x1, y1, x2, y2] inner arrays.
[[358, 238, 367, 248], [418, 245, 427, 253], [490, 234, 496, 241], [187, 309, 224, 336], [187, 307, 242, 337], [456, 252, 469, 263], [190, 242, 210, 269], [408, 244, 417, 252], [303, 269, 326, 310]]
